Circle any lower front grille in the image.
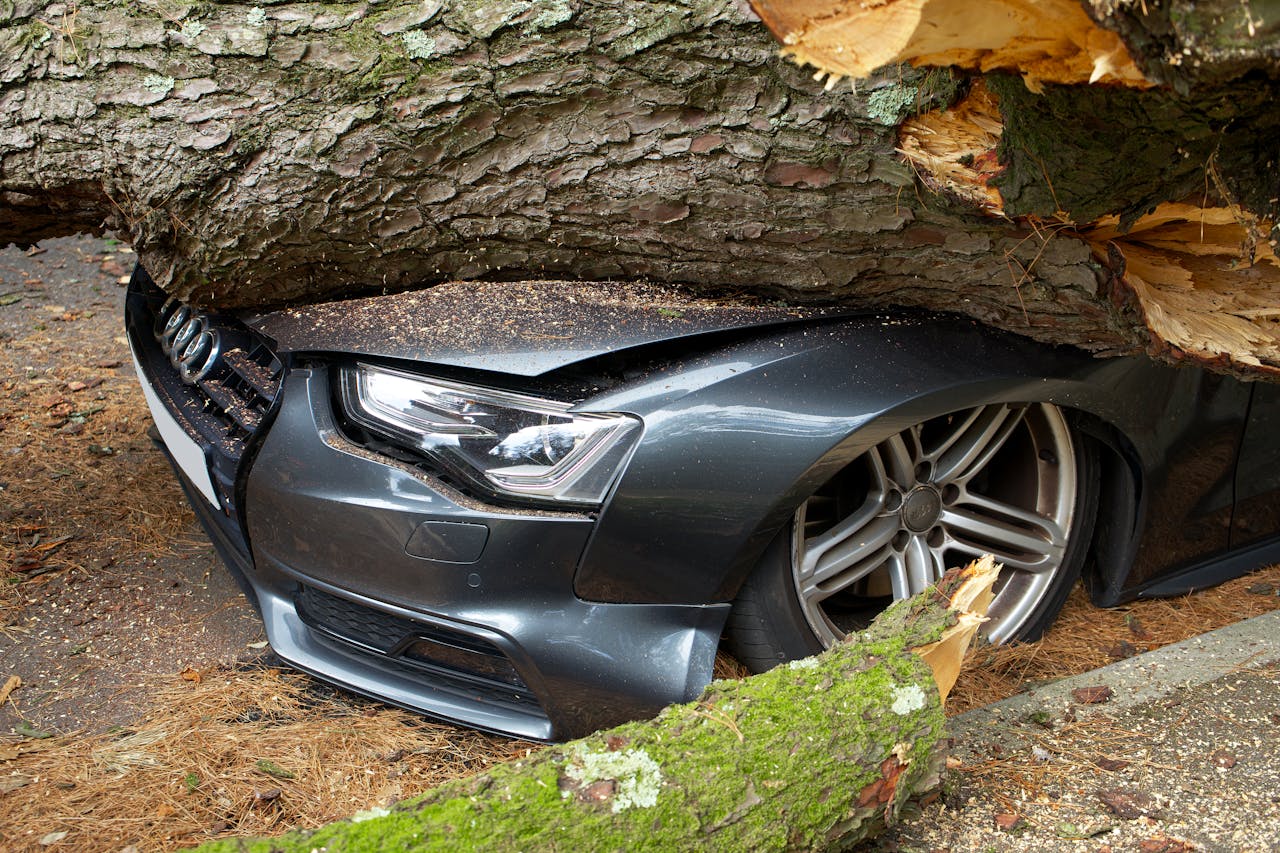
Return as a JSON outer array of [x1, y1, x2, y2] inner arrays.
[[294, 586, 538, 705]]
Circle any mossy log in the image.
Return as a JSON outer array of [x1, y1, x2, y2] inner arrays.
[[197, 561, 998, 853], [2, 0, 1279, 376]]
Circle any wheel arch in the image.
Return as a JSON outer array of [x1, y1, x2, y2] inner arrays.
[[716, 377, 1149, 608]]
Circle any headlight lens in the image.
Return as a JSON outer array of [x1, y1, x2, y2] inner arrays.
[[339, 363, 641, 507]]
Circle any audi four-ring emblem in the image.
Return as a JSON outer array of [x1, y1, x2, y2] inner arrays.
[[153, 298, 223, 384]]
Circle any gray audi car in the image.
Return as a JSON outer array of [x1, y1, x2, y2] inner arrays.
[[126, 266, 1280, 740]]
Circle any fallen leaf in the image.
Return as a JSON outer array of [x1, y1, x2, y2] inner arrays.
[[994, 812, 1024, 831], [155, 803, 176, 818], [1072, 685, 1113, 705], [0, 293, 22, 306], [1210, 748, 1237, 769], [0, 744, 22, 761], [0, 773, 36, 792], [253, 787, 283, 806], [1094, 756, 1131, 772], [179, 666, 202, 684], [0, 675, 20, 705], [246, 641, 269, 649], [1106, 640, 1137, 660], [15, 721, 52, 740], [38, 831, 68, 846], [1097, 788, 1159, 820], [1246, 582, 1276, 595]]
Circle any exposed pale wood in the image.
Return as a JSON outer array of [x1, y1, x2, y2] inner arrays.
[[899, 79, 1280, 377], [897, 81, 1005, 215], [1085, 205, 1280, 373], [914, 556, 999, 702], [751, 0, 1150, 91]]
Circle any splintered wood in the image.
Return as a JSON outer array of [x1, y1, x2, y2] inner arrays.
[[1084, 205, 1280, 372], [750, 0, 1150, 92], [914, 555, 999, 702], [897, 82, 1005, 215], [896, 84, 1280, 375]]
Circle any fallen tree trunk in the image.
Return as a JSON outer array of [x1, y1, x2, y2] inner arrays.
[[1, 1, 1278, 375], [198, 559, 999, 853]]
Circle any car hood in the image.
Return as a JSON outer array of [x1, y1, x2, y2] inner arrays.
[[246, 280, 830, 376]]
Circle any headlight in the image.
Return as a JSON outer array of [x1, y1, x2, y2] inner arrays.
[[339, 363, 641, 507]]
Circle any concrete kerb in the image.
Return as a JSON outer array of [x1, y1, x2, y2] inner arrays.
[[950, 608, 1280, 752]]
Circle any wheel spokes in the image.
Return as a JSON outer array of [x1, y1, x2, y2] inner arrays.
[[931, 404, 1027, 484], [877, 429, 919, 487], [789, 401, 1077, 648], [939, 491, 1066, 573], [797, 481, 899, 598]]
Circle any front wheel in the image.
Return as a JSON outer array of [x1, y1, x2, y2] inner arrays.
[[725, 402, 1098, 672]]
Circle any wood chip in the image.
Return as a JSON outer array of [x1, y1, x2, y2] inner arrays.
[[0, 675, 20, 705], [1072, 685, 1113, 705]]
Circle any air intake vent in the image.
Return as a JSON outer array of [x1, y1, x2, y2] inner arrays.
[[295, 586, 537, 704]]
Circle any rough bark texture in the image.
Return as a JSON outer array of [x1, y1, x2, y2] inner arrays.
[[1, 0, 1278, 374], [194, 562, 996, 853]]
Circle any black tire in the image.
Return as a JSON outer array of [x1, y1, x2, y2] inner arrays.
[[725, 403, 1099, 673]]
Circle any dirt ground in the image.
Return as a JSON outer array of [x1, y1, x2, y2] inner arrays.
[[3, 236, 1280, 851], [0, 236, 264, 736]]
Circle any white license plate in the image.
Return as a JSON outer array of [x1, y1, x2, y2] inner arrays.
[[129, 345, 221, 508]]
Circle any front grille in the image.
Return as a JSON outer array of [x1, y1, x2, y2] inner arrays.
[[126, 268, 283, 516], [295, 586, 538, 707], [192, 342, 281, 445]]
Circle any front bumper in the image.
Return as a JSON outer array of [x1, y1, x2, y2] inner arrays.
[[126, 281, 725, 741]]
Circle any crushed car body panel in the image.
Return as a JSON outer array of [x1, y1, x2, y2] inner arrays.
[[246, 280, 830, 376]]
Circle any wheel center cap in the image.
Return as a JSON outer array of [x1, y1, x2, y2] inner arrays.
[[902, 487, 942, 533]]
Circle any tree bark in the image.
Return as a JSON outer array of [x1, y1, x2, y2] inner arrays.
[[195, 560, 998, 853], [1, 1, 1278, 375]]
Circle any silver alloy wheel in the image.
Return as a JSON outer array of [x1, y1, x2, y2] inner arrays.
[[791, 403, 1077, 646]]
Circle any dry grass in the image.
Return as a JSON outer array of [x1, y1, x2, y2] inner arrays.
[[0, 357, 196, 625], [0, 668, 529, 852]]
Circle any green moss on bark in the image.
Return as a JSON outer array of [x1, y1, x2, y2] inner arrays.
[[989, 73, 1280, 225]]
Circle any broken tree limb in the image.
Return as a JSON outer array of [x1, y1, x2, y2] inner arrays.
[[754, 0, 1280, 378], [197, 559, 1000, 853]]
